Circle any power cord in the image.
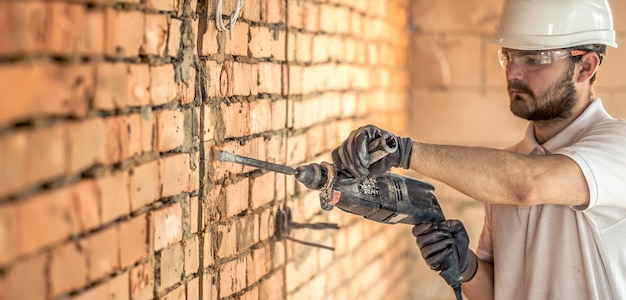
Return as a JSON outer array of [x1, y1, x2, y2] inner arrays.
[[215, 0, 244, 40]]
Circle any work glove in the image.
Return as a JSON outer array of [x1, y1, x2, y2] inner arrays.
[[331, 125, 413, 178], [412, 220, 478, 283]]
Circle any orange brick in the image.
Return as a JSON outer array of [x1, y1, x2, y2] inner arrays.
[[130, 160, 160, 210], [0, 64, 37, 125], [199, 19, 219, 56], [216, 223, 236, 258], [105, 9, 144, 57], [225, 178, 249, 217], [145, 0, 176, 11], [219, 257, 246, 297], [67, 118, 106, 173], [152, 202, 183, 251], [127, 64, 151, 107], [271, 99, 288, 130], [130, 262, 153, 299], [49, 242, 88, 297], [150, 65, 179, 105], [0, 2, 48, 55], [0, 205, 17, 266], [203, 231, 213, 268], [18, 187, 77, 255], [189, 195, 199, 233], [250, 173, 275, 209], [184, 235, 200, 276], [261, 0, 285, 23], [97, 171, 130, 224], [237, 214, 258, 251], [218, 60, 233, 97], [41, 63, 94, 118], [286, 134, 307, 166], [249, 99, 272, 134], [242, 0, 261, 22], [259, 208, 273, 241], [159, 243, 183, 291], [5, 254, 47, 300], [159, 153, 191, 197], [0, 130, 28, 197], [221, 101, 249, 138], [142, 13, 168, 56], [28, 124, 67, 185], [109, 272, 130, 300], [167, 18, 182, 57], [303, 2, 319, 32], [125, 114, 143, 158], [186, 277, 200, 300], [118, 215, 148, 268], [94, 63, 128, 110], [249, 26, 272, 58], [85, 226, 119, 281], [48, 2, 86, 55], [224, 22, 249, 56], [156, 109, 185, 152], [70, 179, 101, 232], [179, 63, 196, 105], [232, 62, 257, 96], [71, 281, 109, 300], [84, 8, 105, 55], [246, 246, 267, 286]]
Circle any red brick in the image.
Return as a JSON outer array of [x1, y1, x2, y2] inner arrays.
[[142, 13, 168, 56], [250, 173, 275, 209], [129, 160, 160, 210], [216, 223, 236, 258], [126, 64, 151, 107], [41, 63, 94, 118], [261, 0, 285, 23], [0, 64, 37, 125], [85, 226, 119, 281], [145, 0, 176, 11], [0, 205, 17, 266], [70, 179, 101, 232], [48, 2, 86, 55], [130, 262, 153, 300], [49, 242, 88, 297], [0, 2, 48, 55], [118, 215, 148, 268], [224, 22, 249, 56], [0, 130, 28, 197], [184, 235, 200, 275], [159, 153, 191, 197], [125, 114, 143, 158], [249, 26, 272, 58], [105, 9, 144, 57], [179, 63, 196, 105], [225, 178, 249, 217], [156, 109, 185, 152], [167, 18, 182, 57], [218, 60, 233, 97], [139, 110, 155, 153], [18, 187, 77, 254], [159, 243, 183, 291], [219, 257, 247, 297], [67, 118, 106, 173], [94, 63, 128, 110], [221, 101, 250, 138], [5, 254, 47, 300], [150, 65, 179, 105], [28, 124, 67, 185], [97, 171, 130, 224], [152, 202, 183, 251]]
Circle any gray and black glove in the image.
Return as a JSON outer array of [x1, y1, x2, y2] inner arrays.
[[412, 220, 478, 283], [331, 124, 413, 178]]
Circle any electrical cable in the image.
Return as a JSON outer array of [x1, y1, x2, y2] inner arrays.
[[215, 0, 243, 40]]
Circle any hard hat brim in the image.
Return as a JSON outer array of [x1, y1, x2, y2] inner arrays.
[[484, 30, 618, 50]]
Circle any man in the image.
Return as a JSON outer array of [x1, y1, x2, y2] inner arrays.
[[331, 0, 625, 299]]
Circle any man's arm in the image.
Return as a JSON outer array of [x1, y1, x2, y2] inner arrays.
[[462, 259, 494, 300], [410, 142, 589, 207]]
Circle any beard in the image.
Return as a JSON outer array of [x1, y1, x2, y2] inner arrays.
[[508, 66, 578, 122]]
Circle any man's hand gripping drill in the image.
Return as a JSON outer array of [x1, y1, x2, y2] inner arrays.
[[214, 124, 475, 299]]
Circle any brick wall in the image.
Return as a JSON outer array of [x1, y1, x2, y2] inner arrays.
[[408, 0, 626, 298], [0, 0, 416, 299]]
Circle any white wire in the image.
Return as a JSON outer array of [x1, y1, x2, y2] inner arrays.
[[216, 0, 244, 40]]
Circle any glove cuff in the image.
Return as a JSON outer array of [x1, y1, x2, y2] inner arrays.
[[398, 137, 413, 169], [461, 250, 478, 282]]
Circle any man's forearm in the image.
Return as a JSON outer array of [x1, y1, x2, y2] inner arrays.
[[408, 141, 589, 206]]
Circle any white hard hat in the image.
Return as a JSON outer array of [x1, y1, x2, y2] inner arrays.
[[484, 0, 618, 50]]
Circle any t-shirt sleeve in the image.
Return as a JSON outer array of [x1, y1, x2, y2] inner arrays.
[[476, 204, 494, 263], [554, 120, 626, 214]]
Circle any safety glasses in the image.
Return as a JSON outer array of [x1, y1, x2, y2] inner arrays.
[[498, 48, 588, 72]]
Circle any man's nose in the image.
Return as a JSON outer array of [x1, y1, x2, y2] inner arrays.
[[505, 60, 525, 81]]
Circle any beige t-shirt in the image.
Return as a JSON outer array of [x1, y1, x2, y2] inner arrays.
[[477, 100, 626, 300]]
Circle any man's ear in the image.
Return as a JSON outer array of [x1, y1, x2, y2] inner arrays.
[[577, 52, 600, 83]]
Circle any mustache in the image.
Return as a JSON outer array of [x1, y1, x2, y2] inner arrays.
[[508, 81, 534, 97]]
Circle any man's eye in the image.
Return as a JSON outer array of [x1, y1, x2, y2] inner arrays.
[[523, 56, 543, 65]]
